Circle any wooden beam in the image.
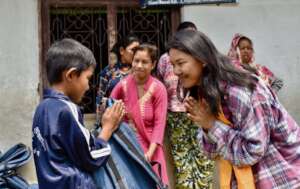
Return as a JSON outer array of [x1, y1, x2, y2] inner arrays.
[[48, 0, 140, 7], [107, 4, 117, 65], [171, 8, 181, 34]]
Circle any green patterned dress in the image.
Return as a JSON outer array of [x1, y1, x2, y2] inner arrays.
[[167, 112, 214, 189], [157, 53, 214, 189]]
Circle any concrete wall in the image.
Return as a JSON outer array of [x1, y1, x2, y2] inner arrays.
[[0, 0, 39, 183], [181, 0, 300, 123]]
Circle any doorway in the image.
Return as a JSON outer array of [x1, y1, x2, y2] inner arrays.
[[41, 0, 180, 114]]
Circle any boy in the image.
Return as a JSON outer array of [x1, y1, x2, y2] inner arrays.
[[32, 38, 124, 189]]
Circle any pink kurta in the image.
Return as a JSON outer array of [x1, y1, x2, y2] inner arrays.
[[110, 74, 169, 185]]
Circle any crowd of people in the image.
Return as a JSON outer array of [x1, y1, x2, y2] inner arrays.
[[31, 21, 300, 189]]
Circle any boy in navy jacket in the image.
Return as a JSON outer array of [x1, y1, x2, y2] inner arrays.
[[32, 38, 125, 189]]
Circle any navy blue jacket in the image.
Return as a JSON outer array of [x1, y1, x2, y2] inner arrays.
[[32, 89, 110, 189]]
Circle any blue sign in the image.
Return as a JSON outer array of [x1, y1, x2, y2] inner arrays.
[[140, 0, 237, 7]]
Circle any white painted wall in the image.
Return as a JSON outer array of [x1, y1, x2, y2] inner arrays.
[[0, 0, 39, 183], [181, 0, 300, 123]]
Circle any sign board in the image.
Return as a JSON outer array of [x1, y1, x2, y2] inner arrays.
[[140, 0, 237, 7]]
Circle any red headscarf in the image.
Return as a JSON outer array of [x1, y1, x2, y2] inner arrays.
[[228, 33, 276, 86], [227, 33, 255, 63]]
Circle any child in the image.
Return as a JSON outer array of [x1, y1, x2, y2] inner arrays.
[[32, 38, 125, 189], [95, 51, 118, 124], [108, 51, 118, 69]]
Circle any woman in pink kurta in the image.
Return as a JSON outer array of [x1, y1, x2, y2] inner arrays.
[[110, 44, 169, 186]]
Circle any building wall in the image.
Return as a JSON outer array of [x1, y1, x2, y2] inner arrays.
[[181, 0, 300, 123], [0, 0, 39, 182]]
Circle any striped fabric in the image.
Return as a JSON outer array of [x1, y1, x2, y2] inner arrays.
[[60, 99, 111, 159]]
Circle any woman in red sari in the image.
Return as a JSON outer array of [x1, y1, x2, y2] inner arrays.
[[110, 44, 169, 186]]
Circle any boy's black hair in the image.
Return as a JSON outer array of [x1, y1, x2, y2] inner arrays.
[[46, 38, 96, 85]]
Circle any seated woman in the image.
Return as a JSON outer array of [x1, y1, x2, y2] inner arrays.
[[228, 33, 283, 92], [110, 44, 169, 186]]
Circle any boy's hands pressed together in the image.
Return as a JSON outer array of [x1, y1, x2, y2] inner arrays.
[[98, 100, 125, 141]]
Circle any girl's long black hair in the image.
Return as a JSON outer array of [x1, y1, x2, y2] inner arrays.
[[168, 30, 257, 116]]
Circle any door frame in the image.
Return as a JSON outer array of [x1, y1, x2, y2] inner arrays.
[[39, 0, 180, 97]]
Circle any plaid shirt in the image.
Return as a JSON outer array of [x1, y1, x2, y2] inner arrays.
[[197, 79, 300, 189]]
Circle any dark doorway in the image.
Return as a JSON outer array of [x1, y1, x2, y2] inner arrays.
[[117, 8, 171, 56], [43, 1, 179, 114], [50, 8, 108, 113]]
